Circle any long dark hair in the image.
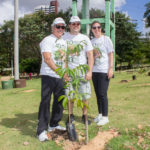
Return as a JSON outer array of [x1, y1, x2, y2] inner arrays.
[[89, 21, 102, 39]]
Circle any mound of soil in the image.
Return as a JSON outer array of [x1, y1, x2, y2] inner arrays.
[[47, 129, 119, 150], [120, 80, 129, 83]]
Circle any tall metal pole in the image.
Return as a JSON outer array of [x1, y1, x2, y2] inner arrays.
[[105, 0, 110, 37], [72, 0, 77, 16], [14, 0, 19, 80], [111, 0, 116, 71], [82, 0, 89, 35]]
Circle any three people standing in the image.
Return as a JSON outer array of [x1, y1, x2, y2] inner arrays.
[[37, 17, 114, 142]]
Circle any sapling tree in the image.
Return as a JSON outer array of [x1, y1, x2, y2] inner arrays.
[[55, 41, 90, 143]]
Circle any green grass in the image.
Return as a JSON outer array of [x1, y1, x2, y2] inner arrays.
[[0, 71, 150, 150]]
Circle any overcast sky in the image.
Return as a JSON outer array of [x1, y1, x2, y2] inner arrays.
[[0, 0, 125, 24], [0, 0, 149, 34]]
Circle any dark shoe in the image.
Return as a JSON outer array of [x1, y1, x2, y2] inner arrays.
[[82, 115, 91, 125], [66, 114, 75, 124]]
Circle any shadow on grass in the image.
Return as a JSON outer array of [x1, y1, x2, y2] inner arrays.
[[0, 111, 86, 137], [0, 112, 38, 137]]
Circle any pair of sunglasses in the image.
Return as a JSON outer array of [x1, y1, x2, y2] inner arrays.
[[92, 26, 101, 30], [55, 25, 65, 29], [71, 22, 80, 26]]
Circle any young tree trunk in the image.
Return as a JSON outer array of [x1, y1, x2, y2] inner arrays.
[[85, 114, 88, 144]]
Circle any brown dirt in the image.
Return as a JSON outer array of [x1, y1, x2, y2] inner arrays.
[[79, 129, 118, 150], [131, 83, 150, 87], [23, 89, 36, 93], [120, 80, 129, 83], [0, 76, 11, 81], [47, 129, 119, 150]]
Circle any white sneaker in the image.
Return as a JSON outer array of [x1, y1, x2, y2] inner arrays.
[[97, 117, 109, 126], [94, 114, 102, 123], [38, 130, 48, 142], [48, 125, 66, 132]]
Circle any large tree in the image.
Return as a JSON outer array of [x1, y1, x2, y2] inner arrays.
[[144, 2, 150, 27], [0, 20, 14, 72], [0, 10, 71, 73], [115, 11, 141, 67]]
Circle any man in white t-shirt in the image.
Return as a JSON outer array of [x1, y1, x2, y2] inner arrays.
[[63, 16, 94, 124], [37, 17, 67, 142]]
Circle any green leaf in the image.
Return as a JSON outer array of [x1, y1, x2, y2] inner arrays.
[[58, 95, 65, 102], [62, 97, 68, 108]]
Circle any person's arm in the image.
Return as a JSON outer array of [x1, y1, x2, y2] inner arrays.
[[43, 52, 58, 71], [85, 50, 94, 80], [43, 51, 70, 81], [107, 52, 113, 79]]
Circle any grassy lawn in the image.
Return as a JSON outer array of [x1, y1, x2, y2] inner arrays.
[[0, 71, 150, 150]]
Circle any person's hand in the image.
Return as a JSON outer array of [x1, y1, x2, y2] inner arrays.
[[85, 71, 92, 80], [63, 73, 70, 82], [107, 67, 113, 79]]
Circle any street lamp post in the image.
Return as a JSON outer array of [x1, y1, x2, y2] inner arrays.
[[14, 0, 19, 80], [14, 0, 26, 88]]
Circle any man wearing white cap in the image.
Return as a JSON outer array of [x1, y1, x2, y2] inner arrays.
[[63, 16, 94, 124], [37, 17, 67, 142]]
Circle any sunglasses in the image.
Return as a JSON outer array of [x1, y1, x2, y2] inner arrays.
[[55, 25, 65, 29], [71, 22, 80, 26], [92, 26, 101, 30]]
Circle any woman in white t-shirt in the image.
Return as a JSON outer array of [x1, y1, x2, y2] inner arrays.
[[91, 21, 114, 126]]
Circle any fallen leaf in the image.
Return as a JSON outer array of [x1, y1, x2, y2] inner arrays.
[[55, 139, 60, 145], [0, 132, 4, 135], [142, 144, 149, 150], [137, 136, 144, 145], [137, 124, 143, 130], [47, 133, 52, 140], [128, 146, 136, 150], [78, 135, 85, 142], [125, 128, 129, 134], [23, 141, 29, 146]]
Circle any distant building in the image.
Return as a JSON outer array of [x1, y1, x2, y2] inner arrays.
[[34, 0, 59, 14], [34, 5, 50, 14]]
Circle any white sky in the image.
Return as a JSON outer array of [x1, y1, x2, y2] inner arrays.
[[0, 0, 149, 34], [0, 0, 125, 25]]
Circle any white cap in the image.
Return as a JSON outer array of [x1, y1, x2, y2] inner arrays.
[[51, 17, 66, 26], [69, 16, 81, 23]]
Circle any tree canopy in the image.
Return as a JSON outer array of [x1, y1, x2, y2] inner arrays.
[[144, 2, 150, 27], [0, 8, 149, 74]]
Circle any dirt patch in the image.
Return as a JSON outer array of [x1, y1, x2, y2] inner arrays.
[[120, 80, 129, 83], [0, 76, 11, 81], [79, 129, 118, 150], [131, 83, 150, 87], [23, 89, 36, 93], [47, 129, 119, 150]]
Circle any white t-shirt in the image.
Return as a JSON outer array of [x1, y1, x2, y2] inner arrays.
[[91, 35, 114, 73], [63, 32, 93, 69], [40, 34, 67, 78]]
